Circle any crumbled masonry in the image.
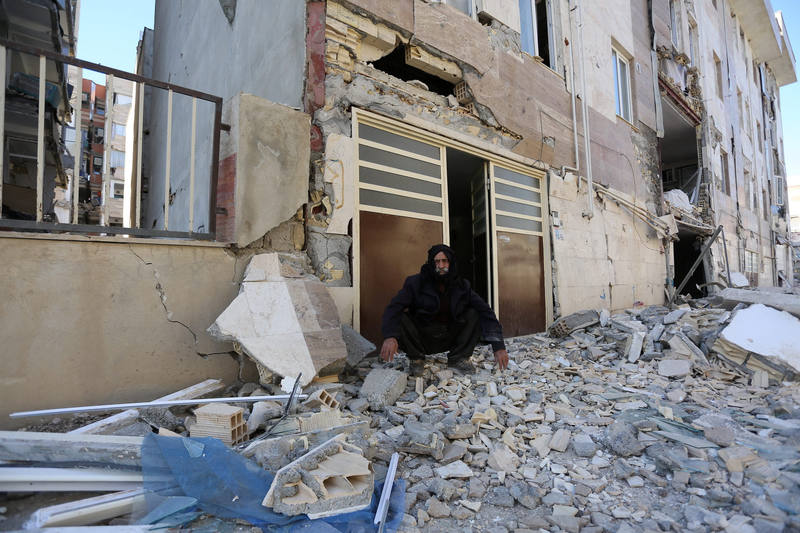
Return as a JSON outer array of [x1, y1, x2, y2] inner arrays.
[[6, 297, 800, 531]]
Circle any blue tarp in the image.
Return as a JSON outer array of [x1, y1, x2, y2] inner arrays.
[[140, 433, 405, 532]]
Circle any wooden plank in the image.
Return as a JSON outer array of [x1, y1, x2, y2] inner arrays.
[[70, 379, 224, 435], [27, 490, 145, 528], [0, 431, 143, 466], [0, 467, 142, 492]]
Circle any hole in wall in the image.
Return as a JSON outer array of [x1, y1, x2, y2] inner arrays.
[[371, 45, 456, 97]]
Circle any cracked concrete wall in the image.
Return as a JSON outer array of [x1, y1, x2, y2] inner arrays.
[[0, 236, 258, 430], [549, 173, 667, 315], [314, 0, 667, 320]]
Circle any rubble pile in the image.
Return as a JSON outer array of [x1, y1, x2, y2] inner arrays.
[[3, 297, 800, 532], [331, 301, 799, 532]]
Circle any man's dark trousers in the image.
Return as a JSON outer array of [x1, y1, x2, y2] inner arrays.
[[398, 308, 481, 363]]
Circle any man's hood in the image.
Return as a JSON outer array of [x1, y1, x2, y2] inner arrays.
[[420, 243, 459, 284]]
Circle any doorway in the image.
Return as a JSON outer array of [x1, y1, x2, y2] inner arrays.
[[673, 229, 707, 298], [445, 147, 491, 303]]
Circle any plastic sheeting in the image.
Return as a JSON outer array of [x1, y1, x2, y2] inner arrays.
[[139, 433, 405, 532]]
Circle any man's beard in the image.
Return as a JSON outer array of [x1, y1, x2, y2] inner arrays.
[[435, 266, 449, 277]]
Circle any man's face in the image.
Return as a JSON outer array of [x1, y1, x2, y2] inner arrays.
[[433, 251, 450, 276]]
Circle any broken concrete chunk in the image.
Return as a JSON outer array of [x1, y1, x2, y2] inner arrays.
[[443, 423, 477, 440], [341, 324, 376, 368], [572, 434, 597, 457], [190, 403, 247, 445], [302, 389, 341, 411], [263, 434, 373, 518], [549, 310, 600, 337], [435, 460, 474, 479], [397, 421, 445, 460], [658, 359, 692, 378], [549, 429, 571, 452], [246, 401, 283, 433], [626, 331, 645, 363], [359, 368, 407, 410], [487, 444, 520, 473], [605, 421, 644, 457], [663, 308, 688, 324], [208, 253, 348, 387]]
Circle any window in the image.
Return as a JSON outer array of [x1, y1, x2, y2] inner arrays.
[[737, 89, 743, 130], [720, 149, 730, 195], [774, 176, 785, 206], [688, 22, 698, 66], [670, 1, 680, 47], [612, 48, 632, 122], [64, 126, 76, 145], [81, 91, 89, 103], [110, 149, 125, 169], [95, 102, 105, 116], [93, 155, 103, 172], [519, 0, 556, 69], [113, 93, 132, 105], [111, 122, 126, 139], [714, 53, 724, 100], [763, 188, 769, 220], [757, 122, 762, 152], [712, 0, 717, 9], [94, 126, 104, 144], [113, 182, 125, 199]]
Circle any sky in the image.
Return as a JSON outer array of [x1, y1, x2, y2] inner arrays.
[[74, 0, 799, 178], [75, 0, 155, 85]]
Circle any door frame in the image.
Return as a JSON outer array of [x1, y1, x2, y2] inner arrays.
[[352, 107, 553, 333]]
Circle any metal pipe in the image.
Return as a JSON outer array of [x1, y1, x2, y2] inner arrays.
[[209, 98, 222, 237], [189, 97, 197, 232], [72, 67, 82, 224], [0, 39, 222, 105], [10, 394, 308, 419], [135, 82, 144, 228], [375, 452, 399, 533], [669, 225, 723, 306], [36, 55, 46, 222], [575, 0, 594, 218], [567, 2, 580, 173], [720, 226, 732, 286], [164, 89, 173, 230], [102, 74, 113, 227], [0, 45, 5, 217]]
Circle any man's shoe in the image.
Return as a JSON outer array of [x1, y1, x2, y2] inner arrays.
[[451, 358, 475, 374]]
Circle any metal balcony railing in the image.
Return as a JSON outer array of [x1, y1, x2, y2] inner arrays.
[[0, 39, 224, 240]]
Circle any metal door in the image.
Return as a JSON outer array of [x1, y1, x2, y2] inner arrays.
[[489, 162, 547, 336], [354, 116, 447, 343]]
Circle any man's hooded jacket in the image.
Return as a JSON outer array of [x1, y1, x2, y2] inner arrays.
[[381, 244, 506, 351]]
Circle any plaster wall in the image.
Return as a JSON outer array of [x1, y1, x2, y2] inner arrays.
[[549, 172, 666, 315], [0, 235, 255, 429], [144, 0, 307, 234], [321, 0, 665, 317]]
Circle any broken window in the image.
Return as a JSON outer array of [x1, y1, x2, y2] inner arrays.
[[670, 1, 680, 47], [688, 21, 698, 66], [720, 149, 730, 196], [612, 48, 632, 122], [371, 46, 456, 97], [519, 0, 556, 69]]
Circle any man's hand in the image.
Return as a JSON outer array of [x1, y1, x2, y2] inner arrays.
[[381, 337, 399, 362], [494, 348, 509, 370]]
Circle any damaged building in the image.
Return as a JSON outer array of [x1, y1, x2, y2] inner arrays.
[[141, 0, 796, 342], [0, 1, 796, 426]]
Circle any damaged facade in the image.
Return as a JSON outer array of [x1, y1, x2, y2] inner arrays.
[[0, 0, 796, 427], [143, 0, 794, 342]]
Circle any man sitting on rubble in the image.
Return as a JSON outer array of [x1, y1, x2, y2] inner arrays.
[[379, 243, 509, 371]]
